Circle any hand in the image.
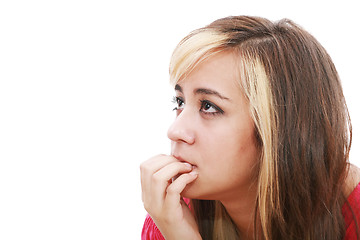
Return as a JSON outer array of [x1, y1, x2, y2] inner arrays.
[[140, 154, 201, 240]]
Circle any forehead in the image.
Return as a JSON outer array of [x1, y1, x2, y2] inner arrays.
[[176, 51, 241, 94]]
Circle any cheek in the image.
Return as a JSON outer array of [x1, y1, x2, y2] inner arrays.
[[200, 126, 259, 180], [205, 123, 257, 157], [181, 121, 259, 199]]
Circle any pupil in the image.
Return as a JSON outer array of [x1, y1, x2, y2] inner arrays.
[[204, 103, 210, 110]]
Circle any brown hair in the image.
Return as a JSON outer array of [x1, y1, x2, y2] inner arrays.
[[170, 16, 355, 239]]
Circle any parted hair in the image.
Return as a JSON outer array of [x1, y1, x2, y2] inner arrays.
[[169, 16, 357, 239]]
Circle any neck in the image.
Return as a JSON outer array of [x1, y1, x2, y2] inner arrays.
[[220, 186, 258, 240]]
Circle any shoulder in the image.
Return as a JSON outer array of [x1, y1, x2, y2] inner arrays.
[[141, 214, 165, 240], [342, 163, 360, 240], [343, 163, 360, 198]]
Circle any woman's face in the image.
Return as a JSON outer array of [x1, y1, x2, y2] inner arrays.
[[168, 51, 260, 201]]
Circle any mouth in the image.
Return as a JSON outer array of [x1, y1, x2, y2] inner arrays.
[[171, 155, 198, 182], [172, 155, 196, 167]]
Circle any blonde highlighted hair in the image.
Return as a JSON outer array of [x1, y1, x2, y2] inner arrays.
[[169, 16, 355, 239]]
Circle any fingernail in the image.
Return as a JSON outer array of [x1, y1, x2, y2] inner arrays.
[[184, 163, 192, 169], [189, 171, 198, 176]]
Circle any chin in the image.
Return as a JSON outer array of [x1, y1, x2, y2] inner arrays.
[[181, 182, 212, 200]]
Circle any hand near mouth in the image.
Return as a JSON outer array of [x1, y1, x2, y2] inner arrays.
[[140, 154, 201, 240]]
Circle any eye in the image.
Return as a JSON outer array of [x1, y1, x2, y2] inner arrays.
[[200, 100, 224, 115], [172, 96, 185, 111]]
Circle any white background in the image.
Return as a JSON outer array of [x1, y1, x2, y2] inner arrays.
[[0, 0, 359, 239]]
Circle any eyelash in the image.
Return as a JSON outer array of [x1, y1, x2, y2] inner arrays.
[[172, 96, 184, 111], [172, 96, 224, 116]]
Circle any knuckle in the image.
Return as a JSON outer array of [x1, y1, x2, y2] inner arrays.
[[139, 162, 147, 172], [139, 154, 167, 173], [166, 185, 178, 195], [151, 173, 162, 183], [140, 162, 152, 174]]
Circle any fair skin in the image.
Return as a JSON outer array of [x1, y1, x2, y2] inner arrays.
[[140, 51, 259, 239], [140, 51, 360, 240]]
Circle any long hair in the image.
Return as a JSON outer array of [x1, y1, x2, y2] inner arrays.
[[169, 16, 355, 239]]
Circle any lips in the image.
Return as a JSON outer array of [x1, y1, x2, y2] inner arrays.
[[171, 155, 198, 183], [172, 155, 196, 166], [171, 155, 196, 182]]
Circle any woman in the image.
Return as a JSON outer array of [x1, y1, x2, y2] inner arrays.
[[140, 16, 360, 240]]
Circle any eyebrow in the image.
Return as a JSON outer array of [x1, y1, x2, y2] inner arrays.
[[174, 84, 230, 100]]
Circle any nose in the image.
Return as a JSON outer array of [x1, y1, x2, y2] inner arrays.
[[167, 109, 196, 145]]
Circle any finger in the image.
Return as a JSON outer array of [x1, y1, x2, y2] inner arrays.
[[141, 154, 178, 178], [164, 171, 198, 210], [151, 162, 193, 204], [140, 155, 190, 213], [140, 155, 176, 202], [154, 161, 192, 183]]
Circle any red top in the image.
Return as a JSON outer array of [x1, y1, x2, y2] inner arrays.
[[342, 182, 360, 239], [142, 183, 360, 239]]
